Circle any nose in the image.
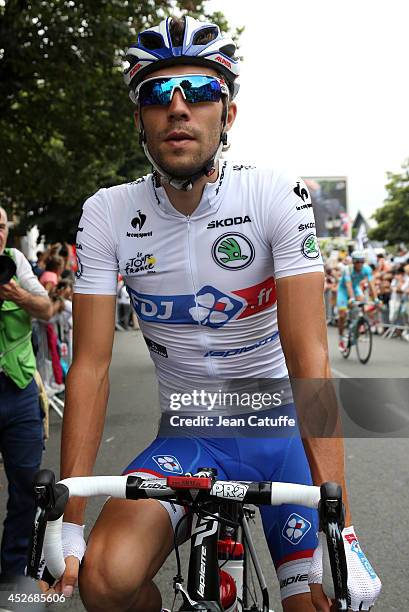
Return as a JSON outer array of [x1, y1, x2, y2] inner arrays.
[[167, 88, 191, 121]]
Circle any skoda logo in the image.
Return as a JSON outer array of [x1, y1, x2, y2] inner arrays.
[[212, 233, 255, 270]]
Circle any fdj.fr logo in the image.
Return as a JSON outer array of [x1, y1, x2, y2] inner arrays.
[[282, 513, 311, 545], [212, 233, 255, 270]]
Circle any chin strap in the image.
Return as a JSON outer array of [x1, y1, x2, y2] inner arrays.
[[139, 115, 229, 192]]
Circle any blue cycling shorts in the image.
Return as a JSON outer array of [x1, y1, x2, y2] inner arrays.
[[123, 431, 318, 571]]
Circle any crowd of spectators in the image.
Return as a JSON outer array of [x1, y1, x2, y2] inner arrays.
[[324, 249, 409, 340], [30, 244, 75, 394], [30, 247, 139, 389]]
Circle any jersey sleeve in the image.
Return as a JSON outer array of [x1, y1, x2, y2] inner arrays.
[[74, 189, 118, 295], [13, 249, 48, 297], [343, 268, 351, 283], [364, 264, 373, 281], [269, 173, 324, 279]]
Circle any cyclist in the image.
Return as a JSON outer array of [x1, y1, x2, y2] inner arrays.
[[336, 250, 378, 351], [48, 16, 381, 612]]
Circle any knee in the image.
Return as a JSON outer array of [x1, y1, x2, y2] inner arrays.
[[79, 550, 144, 610]]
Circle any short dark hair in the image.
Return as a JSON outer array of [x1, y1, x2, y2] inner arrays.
[[169, 16, 219, 47], [45, 255, 63, 272], [169, 17, 185, 46], [56, 278, 73, 292]]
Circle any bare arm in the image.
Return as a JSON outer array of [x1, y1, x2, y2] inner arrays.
[[0, 279, 52, 320], [368, 279, 378, 300], [61, 293, 116, 524], [276, 271, 351, 524]]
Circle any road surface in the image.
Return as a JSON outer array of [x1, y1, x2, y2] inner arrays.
[[1, 326, 408, 611]]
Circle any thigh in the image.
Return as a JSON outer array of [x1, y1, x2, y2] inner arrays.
[[336, 289, 348, 310], [259, 436, 318, 560], [258, 436, 318, 601], [81, 497, 174, 590]]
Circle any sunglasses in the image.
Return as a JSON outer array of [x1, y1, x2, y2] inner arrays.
[[134, 74, 229, 107]]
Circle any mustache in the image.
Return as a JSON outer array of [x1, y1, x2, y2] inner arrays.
[[157, 124, 198, 140]]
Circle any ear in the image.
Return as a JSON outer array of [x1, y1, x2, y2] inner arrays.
[[225, 101, 237, 132], [133, 109, 140, 129]]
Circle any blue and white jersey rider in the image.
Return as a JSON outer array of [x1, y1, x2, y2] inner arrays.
[[75, 165, 324, 600]]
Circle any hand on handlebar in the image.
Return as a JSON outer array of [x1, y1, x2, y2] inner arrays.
[[39, 556, 80, 598], [38, 522, 86, 598], [309, 527, 382, 611]]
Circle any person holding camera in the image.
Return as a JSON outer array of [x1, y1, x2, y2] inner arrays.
[[0, 206, 53, 578]]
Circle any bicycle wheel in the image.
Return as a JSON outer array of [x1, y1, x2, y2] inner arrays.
[[355, 316, 372, 364]]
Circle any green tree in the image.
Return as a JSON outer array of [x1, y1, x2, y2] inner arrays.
[[0, 0, 240, 242], [369, 159, 409, 246]]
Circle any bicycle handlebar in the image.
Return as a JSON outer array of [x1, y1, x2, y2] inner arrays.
[[28, 470, 348, 610]]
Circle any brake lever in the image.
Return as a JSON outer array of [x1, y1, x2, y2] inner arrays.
[[27, 470, 69, 580], [318, 482, 348, 611]]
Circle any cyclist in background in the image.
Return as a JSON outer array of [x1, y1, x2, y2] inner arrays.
[[336, 250, 378, 351]]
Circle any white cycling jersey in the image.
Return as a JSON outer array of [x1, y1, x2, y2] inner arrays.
[[75, 162, 323, 411]]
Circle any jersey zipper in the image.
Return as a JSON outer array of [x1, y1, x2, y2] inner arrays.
[[186, 216, 217, 377]]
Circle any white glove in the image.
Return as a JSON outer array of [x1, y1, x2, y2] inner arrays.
[[61, 522, 87, 562], [35, 522, 86, 583], [308, 526, 382, 610]]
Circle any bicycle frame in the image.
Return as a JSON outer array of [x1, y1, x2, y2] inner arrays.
[[182, 500, 222, 610], [176, 501, 270, 612], [27, 471, 349, 611]]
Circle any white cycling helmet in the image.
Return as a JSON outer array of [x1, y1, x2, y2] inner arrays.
[[351, 250, 365, 262], [124, 16, 240, 191]]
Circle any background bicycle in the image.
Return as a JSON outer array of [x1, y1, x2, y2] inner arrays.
[[341, 302, 374, 364]]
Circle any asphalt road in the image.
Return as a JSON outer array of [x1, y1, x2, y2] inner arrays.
[[1, 327, 408, 611]]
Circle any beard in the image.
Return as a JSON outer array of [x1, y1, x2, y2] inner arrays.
[[146, 123, 221, 179], [153, 148, 215, 179]]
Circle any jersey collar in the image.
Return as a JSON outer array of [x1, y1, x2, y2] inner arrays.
[[148, 161, 230, 217]]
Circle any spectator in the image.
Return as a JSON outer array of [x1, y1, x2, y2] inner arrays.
[[55, 279, 73, 331], [117, 277, 132, 330], [402, 264, 409, 341], [39, 255, 64, 293], [389, 268, 405, 325], [0, 206, 52, 578], [61, 268, 76, 283], [31, 250, 46, 278], [376, 253, 391, 274]]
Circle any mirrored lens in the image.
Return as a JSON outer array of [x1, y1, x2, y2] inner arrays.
[[138, 75, 222, 106]]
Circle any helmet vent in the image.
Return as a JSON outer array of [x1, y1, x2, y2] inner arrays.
[[219, 43, 236, 58], [139, 32, 165, 50], [192, 26, 218, 46]]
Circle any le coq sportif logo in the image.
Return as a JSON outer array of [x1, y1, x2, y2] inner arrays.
[[131, 210, 147, 231]]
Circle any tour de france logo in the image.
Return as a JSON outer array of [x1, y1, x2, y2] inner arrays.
[[212, 233, 255, 270]]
